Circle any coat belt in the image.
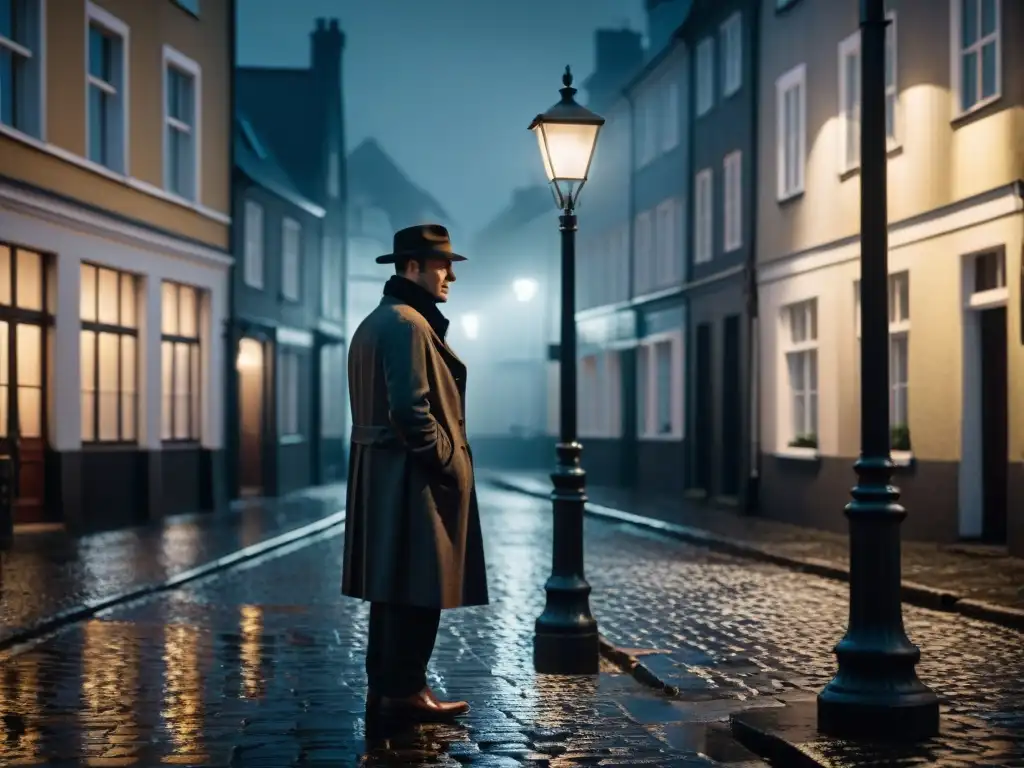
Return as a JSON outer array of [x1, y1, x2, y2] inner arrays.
[[350, 424, 402, 447]]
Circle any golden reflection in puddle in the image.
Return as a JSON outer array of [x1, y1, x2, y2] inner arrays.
[[161, 623, 207, 764], [0, 653, 44, 764], [240, 604, 264, 699], [81, 619, 140, 764]]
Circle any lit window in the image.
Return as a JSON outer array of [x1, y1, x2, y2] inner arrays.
[[161, 281, 202, 442], [80, 263, 138, 443]]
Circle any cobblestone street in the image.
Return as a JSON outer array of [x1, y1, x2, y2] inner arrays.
[[0, 485, 1019, 766]]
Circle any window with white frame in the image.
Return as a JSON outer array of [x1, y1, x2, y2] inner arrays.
[[783, 299, 818, 448], [696, 37, 715, 116], [694, 168, 713, 264], [661, 77, 679, 152], [654, 197, 682, 287], [0, 0, 43, 136], [279, 347, 304, 438], [723, 151, 742, 252], [579, 352, 621, 438], [633, 210, 654, 295], [776, 64, 806, 200], [163, 47, 200, 200], [637, 334, 682, 438], [720, 12, 742, 97], [86, 6, 128, 173], [955, 0, 1000, 115], [854, 272, 910, 447], [243, 200, 264, 289], [839, 18, 897, 171], [281, 217, 301, 301]]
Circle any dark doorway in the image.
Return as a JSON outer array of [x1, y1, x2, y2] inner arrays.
[[692, 322, 713, 492], [979, 307, 1008, 543], [720, 315, 741, 498], [237, 337, 266, 497]]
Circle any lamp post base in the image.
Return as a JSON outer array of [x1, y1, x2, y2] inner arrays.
[[534, 622, 600, 675], [818, 675, 940, 741]]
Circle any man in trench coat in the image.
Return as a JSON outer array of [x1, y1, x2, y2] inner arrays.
[[343, 223, 489, 721]]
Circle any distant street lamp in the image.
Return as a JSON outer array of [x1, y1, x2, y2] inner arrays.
[[512, 277, 539, 303], [460, 313, 480, 340], [528, 65, 604, 675], [816, 0, 939, 740]]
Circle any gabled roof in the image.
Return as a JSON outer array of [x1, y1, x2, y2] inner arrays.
[[347, 138, 453, 229], [236, 66, 326, 202], [472, 185, 552, 249], [234, 113, 325, 218]]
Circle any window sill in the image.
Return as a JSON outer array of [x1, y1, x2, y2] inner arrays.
[[890, 450, 914, 467], [0, 123, 229, 225], [777, 188, 804, 205], [951, 94, 1002, 126], [838, 143, 904, 181], [776, 446, 819, 461], [280, 434, 305, 445]]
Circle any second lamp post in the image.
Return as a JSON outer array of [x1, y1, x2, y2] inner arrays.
[[528, 66, 605, 675]]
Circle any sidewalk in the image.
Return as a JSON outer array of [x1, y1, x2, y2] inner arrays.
[[0, 482, 346, 650], [483, 469, 1024, 628]]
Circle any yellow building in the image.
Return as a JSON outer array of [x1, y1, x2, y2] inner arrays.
[[755, 0, 1023, 554], [0, 0, 233, 531]]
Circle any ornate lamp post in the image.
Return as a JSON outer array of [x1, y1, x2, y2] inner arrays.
[[528, 66, 605, 674], [817, 0, 939, 740]]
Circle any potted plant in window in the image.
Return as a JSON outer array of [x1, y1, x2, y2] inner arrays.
[[788, 433, 818, 449]]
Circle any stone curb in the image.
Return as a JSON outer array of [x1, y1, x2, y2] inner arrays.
[[596, 636, 681, 696], [0, 509, 346, 656], [485, 476, 1022, 633], [729, 713, 827, 768]]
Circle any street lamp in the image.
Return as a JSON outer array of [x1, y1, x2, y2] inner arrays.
[[512, 277, 539, 303], [528, 65, 604, 675], [816, 0, 939, 740]]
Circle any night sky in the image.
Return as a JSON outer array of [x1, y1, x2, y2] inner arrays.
[[236, 0, 646, 237]]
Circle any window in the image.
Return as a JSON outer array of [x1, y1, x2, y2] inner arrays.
[[80, 264, 138, 443], [696, 37, 714, 116], [327, 149, 340, 198], [723, 151, 742, 252], [654, 198, 682, 287], [636, 88, 657, 166], [161, 281, 202, 442], [86, 5, 128, 173], [776, 64, 806, 200], [694, 168, 713, 264], [0, 0, 43, 136], [579, 352, 621, 438], [633, 210, 654, 295], [782, 299, 817, 448], [281, 217, 301, 301], [954, 0, 1000, 115], [839, 19, 898, 171], [637, 334, 682, 438], [163, 46, 200, 200], [243, 200, 264, 289], [720, 12, 742, 97], [661, 77, 679, 152], [973, 248, 1006, 292], [854, 273, 910, 446], [279, 348, 303, 438], [321, 342, 346, 437]]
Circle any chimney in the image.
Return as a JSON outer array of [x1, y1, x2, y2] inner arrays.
[[586, 29, 644, 105], [311, 16, 345, 84]]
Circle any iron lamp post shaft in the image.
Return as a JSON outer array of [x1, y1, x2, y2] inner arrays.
[[533, 205, 599, 675], [816, 0, 939, 740]]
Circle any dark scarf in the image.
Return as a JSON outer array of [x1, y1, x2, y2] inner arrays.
[[382, 275, 450, 340]]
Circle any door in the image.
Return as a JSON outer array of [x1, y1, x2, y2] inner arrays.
[[692, 323, 713, 492], [237, 337, 265, 496], [979, 307, 1008, 543], [720, 315, 742, 498]]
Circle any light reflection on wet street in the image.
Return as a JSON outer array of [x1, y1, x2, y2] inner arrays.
[[0, 485, 1018, 766]]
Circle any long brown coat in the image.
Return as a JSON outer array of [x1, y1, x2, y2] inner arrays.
[[342, 293, 488, 610]]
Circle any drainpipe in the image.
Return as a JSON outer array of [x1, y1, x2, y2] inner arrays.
[[743, 0, 762, 513]]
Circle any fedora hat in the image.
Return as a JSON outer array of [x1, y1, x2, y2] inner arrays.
[[375, 223, 467, 264]]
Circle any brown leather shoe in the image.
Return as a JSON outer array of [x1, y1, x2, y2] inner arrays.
[[367, 687, 469, 721]]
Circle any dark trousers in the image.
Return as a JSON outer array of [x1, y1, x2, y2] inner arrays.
[[366, 602, 441, 698]]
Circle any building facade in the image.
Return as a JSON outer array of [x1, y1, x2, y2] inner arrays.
[[0, 0, 233, 532], [235, 18, 349, 492], [678, 0, 759, 507], [756, 0, 1024, 554]]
